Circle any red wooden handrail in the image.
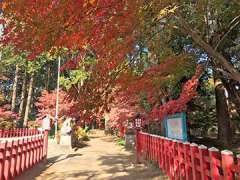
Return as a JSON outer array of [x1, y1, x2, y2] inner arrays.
[[0, 129, 41, 138], [0, 130, 48, 180], [136, 131, 240, 179]]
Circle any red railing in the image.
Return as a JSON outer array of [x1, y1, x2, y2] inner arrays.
[[0, 130, 48, 180], [0, 129, 41, 138], [136, 131, 240, 180]]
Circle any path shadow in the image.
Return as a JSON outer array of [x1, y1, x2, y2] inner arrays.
[[16, 153, 83, 180], [97, 154, 168, 180], [37, 170, 98, 180]]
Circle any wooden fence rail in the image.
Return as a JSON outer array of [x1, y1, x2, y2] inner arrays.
[[0, 129, 41, 138], [136, 131, 240, 180], [0, 129, 48, 180]]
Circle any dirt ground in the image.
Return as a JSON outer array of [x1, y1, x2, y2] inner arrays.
[[16, 130, 168, 180]]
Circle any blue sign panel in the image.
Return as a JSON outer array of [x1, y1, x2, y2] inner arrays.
[[164, 113, 188, 141]]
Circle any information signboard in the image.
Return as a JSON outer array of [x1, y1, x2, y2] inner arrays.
[[164, 113, 187, 141]]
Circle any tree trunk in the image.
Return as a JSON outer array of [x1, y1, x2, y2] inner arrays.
[[19, 71, 27, 117], [214, 78, 232, 147], [11, 65, 19, 112], [223, 80, 240, 114], [45, 64, 50, 91], [177, 15, 240, 82], [23, 74, 34, 127]]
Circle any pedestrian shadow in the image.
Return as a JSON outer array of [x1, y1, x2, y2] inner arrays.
[[72, 142, 89, 151]]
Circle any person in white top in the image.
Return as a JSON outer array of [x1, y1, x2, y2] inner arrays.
[[42, 114, 51, 131]]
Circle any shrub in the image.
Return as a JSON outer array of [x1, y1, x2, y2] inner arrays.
[[0, 117, 15, 129], [117, 138, 125, 146], [0, 105, 19, 129], [73, 127, 89, 142], [28, 120, 40, 129]]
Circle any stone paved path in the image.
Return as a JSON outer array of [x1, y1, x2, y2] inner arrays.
[[17, 130, 168, 180]]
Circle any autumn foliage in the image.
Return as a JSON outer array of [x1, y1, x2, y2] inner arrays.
[[1, 0, 139, 64], [0, 104, 19, 120], [1, 0, 203, 130], [35, 90, 76, 120], [107, 92, 141, 128], [0, 104, 19, 129], [151, 65, 202, 120]]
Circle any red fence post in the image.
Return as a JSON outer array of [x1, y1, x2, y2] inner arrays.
[[33, 136, 37, 165], [10, 140, 18, 179], [198, 145, 208, 180], [221, 150, 234, 180], [43, 130, 49, 158], [21, 138, 27, 172], [36, 136, 41, 163], [237, 154, 240, 179], [136, 130, 140, 163], [146, 134, 149, 160], [177, 141, 184, 179], [209, 147, 220, 180], [29, 137, 33, 168], [4, 141, 13, 180], [16, 139, 23, 176], [158, 137, 163, 169], [157, 137, 161, 168], [0, 141, 6, 180], [190, 143, 199, 180], [164, 137, 169, 174], [156, 136, 160, 167], [166, 138, 171, 177], [152, 136, 155, 161], [26, 138, 31, 169], [172, 140, 179, 179], [183, 142, 191, 180], [149, 135, 151, 161], [39, 136, 43, 160], [168, 139, 174, 179]]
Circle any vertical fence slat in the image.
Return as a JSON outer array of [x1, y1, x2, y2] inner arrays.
[[221, 150, 234, 180], [199, 145, 208, 180], [208, 147, 221, 180], [0, 141, 7, 180], [16, 139, 22, 176], [237, 155, 240, 179], [10, 140, 18, 178], [190, 143, 199, 180], [4, 141, 12, 180], [183, 142, 191, 180], [177, 141, 182, 180], [21, 138, 27, 172]]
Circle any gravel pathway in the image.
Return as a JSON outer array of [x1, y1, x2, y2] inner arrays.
[[16, 130, 168, 180]]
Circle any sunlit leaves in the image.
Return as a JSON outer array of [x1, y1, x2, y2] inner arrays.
[[35, 90, 77, 120]]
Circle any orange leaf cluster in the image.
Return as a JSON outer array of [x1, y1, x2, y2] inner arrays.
[[151, 65, 203, 120]]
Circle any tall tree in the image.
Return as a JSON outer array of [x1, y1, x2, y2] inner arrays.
[[214, 78, 231, 146], [10, 64, 19, 111], [18, 70, 27, 117], [23, 74, 34, 127]]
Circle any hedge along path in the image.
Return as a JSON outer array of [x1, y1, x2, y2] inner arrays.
[[16, 130, 168, 180]]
